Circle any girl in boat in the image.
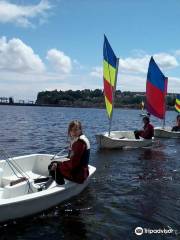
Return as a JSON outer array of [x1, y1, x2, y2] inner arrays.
[[134, 116, 154, 139], [48, 120, 90, 184], [171, 115, 180, 132]]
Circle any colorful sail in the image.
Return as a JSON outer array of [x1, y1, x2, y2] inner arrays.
[[146, 57, 168, 119], [175, 94, 180, 113], [103, 35, 118, 119]]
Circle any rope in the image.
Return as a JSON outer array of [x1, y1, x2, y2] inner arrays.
[[0, 149, 33, 193]]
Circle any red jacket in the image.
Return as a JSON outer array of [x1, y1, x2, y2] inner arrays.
[[139, 123, 154, 139], [59, 137, 90, 183]]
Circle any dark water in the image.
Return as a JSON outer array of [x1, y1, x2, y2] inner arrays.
[[0, 105, 180, 240]]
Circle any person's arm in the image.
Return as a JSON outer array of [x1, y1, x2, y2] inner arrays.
[[141, 125, 153, 139], [171, 126, 176, 131], [59, 141, 86, 171]]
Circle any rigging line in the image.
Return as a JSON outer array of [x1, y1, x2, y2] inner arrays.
[[0, 150, 21, 178], [0, 154, 20, 178], [9, 159, 30, 179], [50, 143, 69, 162], [0, 150, 34, 193], [1, 154, 23, 178], [1, 150, 30, 179], [51, 148, 67, 161], [0, 150, 34, 192], [6, 158, 28, 179]]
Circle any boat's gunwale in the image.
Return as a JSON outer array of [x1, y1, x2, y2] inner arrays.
[[154, 127, 180, 138], [96, 131, 154, 143], [0, 154, 96, 206]]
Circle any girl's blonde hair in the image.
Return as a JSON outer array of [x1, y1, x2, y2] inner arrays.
[[68, 120, 82, 136]]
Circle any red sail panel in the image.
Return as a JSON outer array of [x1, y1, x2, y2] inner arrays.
[[146, 81, 166, 119]]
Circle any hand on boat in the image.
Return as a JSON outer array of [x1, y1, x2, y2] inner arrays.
[[59, 157, 70, 162], [51, 163, 58, 171]]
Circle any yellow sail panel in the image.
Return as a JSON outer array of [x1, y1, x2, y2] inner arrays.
[[176, 98, 180, 105], [103, 60, 116, 87], [105, 95, 112, 118], [175, 95, 180, 113]]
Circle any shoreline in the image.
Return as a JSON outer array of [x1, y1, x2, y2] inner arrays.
[[0, 102, 175, 111]]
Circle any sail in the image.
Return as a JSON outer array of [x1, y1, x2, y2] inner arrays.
[[141, 101, 144, 111], [103, 35, 118, 119], [146, 57, 168, 119], [175, 94, 180, 113]]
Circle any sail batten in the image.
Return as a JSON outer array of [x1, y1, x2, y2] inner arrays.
[[103, 35, 118, 120]]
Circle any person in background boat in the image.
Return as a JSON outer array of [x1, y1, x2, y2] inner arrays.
[[48, 120, 90, 185], [134, 116, 154, 139], [147, 112, 151, 117], [171, 115, 180, 132]]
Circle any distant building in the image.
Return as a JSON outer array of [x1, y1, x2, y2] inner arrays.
[[9, 97, 14, 104], [0, 97, 8, 103]]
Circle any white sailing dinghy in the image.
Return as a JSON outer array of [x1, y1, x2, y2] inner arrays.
[[146, 57, 180, 139], [0, 152, 96, 223], [154, 126, 180, 138], [95, 35, 154, 149], [154, 95, 180, 138]]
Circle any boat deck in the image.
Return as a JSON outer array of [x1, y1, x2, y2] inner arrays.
[[2, 171, 47, 186]]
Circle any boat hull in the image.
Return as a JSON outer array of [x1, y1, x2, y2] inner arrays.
[[154, 127, 180, 139], [95, 131, 154, 149], [0, 154, 96, 223]]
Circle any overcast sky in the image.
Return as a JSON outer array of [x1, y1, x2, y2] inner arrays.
[[0, 0, 180, 101]]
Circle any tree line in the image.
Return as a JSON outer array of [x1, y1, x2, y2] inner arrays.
[[36, 89, 177, 109]]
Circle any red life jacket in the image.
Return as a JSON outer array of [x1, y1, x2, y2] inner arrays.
[[59, 135, 90, 183], [140, 123, 154, 139]]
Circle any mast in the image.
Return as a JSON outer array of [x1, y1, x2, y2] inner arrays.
[[108, 58, 119, 136], [162, 77, 168, 129]]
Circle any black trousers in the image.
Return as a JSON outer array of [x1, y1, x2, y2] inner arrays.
[[134, 130, 140, 139], [48, 161, 65, 185]]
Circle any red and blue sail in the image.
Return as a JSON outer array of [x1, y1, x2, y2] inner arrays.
[[175, 94, 180, 113], [146, 57, 168, 119], [103, 35, 118, 119]]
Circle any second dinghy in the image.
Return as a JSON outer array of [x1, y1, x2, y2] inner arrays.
[[95, 35, 154, 149]]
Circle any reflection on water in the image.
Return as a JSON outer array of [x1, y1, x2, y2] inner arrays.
[[137, 150, 166, 219], [138, 149, 167, 180], [0, 187, 96, 240], [0, 106, 180, 239]]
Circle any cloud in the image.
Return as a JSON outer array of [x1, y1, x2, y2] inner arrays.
[[0, 36, 45, 73], [116, 74, 146, 92], [90, 66, 102, 78], [119, 54, 178, 74], [73, 59, 85, 70], [46, 49, 72, 74], [153, 53, 178, 69], [91, 53, 178, 77], [1, 37, 180, 101], [0, 71, 102, 101], [90, 52, 180, 93], [119, 56, 149, 74], [174, 50, 180, 57], [0, 0, 52, 27], [167, 77, 180, 93]]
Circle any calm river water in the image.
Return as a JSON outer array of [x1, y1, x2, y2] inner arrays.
[[0, 105, 179, 240]]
